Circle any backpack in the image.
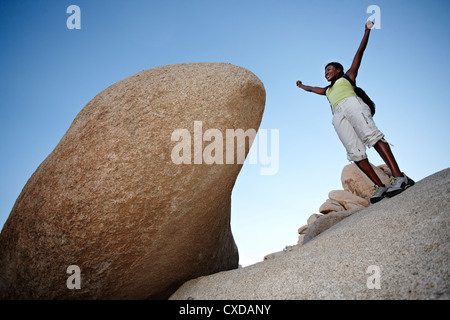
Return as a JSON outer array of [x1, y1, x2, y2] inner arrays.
[[342, 74, 376, 116]]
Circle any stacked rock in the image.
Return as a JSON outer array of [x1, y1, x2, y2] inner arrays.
[[295, 163, 392, 247]]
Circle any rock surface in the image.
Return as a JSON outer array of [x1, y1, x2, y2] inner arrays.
[[0, 63, 266, 299], [328, 190, 368, 209], [319, 199, 345, 214], [302, 208, 362, 245], [170, 168, 450, 300]]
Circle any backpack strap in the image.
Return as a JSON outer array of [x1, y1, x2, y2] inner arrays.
[[342, 74, 355, 87]]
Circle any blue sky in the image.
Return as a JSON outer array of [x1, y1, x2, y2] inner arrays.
[[1, 0, 449, 267]]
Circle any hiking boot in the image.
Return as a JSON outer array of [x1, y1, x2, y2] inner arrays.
[[370, 185, 388, 204], [385, 173, 415, 198]]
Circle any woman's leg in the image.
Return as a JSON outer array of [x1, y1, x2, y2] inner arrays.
[[373, 140, 402, 177], [355, 158, 384, 186], [355, 158, 389, 203], [374, 139, 415, 197]]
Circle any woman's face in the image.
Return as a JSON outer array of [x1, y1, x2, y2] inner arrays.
[[325, 65, 341, 82]]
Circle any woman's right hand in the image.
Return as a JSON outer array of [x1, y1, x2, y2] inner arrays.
[[296, 80, 302, 87]]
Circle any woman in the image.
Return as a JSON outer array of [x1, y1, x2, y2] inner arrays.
[[296, 21, 414, 204]]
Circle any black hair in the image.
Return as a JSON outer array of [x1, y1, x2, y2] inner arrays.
[[325, 62, 344, 88], [325, 62, 344, 75]]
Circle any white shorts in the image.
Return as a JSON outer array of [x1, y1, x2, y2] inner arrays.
[[332, 96, 385, 162]]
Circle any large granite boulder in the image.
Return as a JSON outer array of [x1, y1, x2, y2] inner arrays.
[[0, 63, 266, 299]]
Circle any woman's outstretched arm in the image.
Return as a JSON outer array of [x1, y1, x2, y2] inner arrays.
[[296, 80, 327, 95], [346, 21, 374, 82]]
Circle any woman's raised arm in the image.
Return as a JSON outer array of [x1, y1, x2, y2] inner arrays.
[[346, 21, 374, 82]]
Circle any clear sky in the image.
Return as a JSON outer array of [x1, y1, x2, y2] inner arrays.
[[1, 0, 449, 267]]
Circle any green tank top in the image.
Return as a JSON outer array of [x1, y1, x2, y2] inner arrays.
[[326, 77, 357, 110]]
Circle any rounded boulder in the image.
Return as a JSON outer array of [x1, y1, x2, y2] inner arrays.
[[0, 63, 266, 299]]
